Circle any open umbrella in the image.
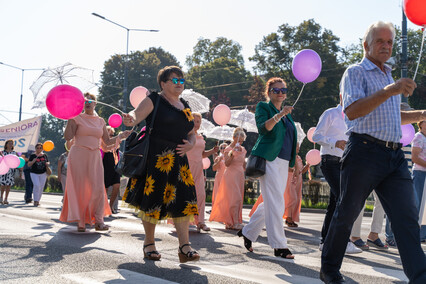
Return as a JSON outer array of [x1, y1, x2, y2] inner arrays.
[[228, 107, 258, 133], [294, 122, 306, 145], [30, 62, 96, 109], [199, 118, 215, 135], [204, 125, 235, 141], [180, 89, 211, 114]]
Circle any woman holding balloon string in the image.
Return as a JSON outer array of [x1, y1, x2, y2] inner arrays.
[[186, 112, 219, 232], [59, 92, 130, 232], [0, 140, 20, 205], [27, 142, 50, 207], [211, 142, 229, 210], [238, 77, 296, 259], [209, 127, 247, 230]]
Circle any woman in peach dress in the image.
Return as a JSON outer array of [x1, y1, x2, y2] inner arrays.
[[211, 142, 228, 208], [209, 127, 246, 230], [186, 113, 218, 232], [60, 93, 129, 232]]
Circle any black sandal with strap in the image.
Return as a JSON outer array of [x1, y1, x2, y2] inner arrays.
[[143, 243, 161, 261], [237, 229, 253, 252], [178, 244, 200, 263], [274, 248, 294, 259]]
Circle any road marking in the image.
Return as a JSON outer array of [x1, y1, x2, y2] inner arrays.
[[61, 269, 178, 284]]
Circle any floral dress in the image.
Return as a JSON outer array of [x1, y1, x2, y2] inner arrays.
[[123, 92, 198, 224]]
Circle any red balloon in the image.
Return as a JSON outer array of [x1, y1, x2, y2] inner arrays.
[[212, 104, 231, 126], [306, 149, 321, 166], [404, 0, 426, 26], [46, 85, 85, 120]]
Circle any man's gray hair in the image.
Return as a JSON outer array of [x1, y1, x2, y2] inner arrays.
[[363, 21, 396, 52]]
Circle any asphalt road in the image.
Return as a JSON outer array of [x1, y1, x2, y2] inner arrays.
[[0, 191, 417, 284]]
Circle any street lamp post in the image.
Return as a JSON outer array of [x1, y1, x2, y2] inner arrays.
[[0, 62, 44, 121], [91, 13, 159, 121]]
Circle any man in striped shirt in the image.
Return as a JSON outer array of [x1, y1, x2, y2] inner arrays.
[[320, 21, 426, 284]]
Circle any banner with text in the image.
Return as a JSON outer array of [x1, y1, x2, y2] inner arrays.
[[0, 116, 42, 152]]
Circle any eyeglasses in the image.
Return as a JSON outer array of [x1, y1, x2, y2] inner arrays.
[[168, 78, 185, 85], [85, 100, 95, 104], [270, 88, 287, 94]]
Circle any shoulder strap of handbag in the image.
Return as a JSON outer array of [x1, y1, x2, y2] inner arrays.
[[146, 94, 161, 135]]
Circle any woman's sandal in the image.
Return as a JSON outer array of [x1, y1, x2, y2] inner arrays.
[[178, 244, 200, 263], [95, 223, 110, 231], [197, 223, 211, 233], [77, 226, 86, 232], [143, 243, 161, 261], [274, 248, 294, 259], [285, 220, 298, 227], [237, 229, 253, 252]]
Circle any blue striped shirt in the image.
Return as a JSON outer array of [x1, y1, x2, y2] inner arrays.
[[341, 57, 401, 142]]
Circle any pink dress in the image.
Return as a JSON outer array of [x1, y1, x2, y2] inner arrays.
[[60, 113, 111, 226], [209, 146, 246, 227], [283, 155, 303, 222], [211, 155, 226, 208], [187, 134, 206, 225]]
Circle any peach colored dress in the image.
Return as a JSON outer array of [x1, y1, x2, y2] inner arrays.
[[209, 146, 246, 227], [211, 155, 226, 208], [60, 113, 111, 226], [249, 155, 303, 222], [283, 155, 303, 222], [187, 134, 206, 225]]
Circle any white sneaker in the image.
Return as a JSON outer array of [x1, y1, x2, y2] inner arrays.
[[345, 241, 362, 254], [319, 243, 324, 251]]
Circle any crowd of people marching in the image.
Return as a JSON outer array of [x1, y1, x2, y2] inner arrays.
[[1, 21, 426, 283]]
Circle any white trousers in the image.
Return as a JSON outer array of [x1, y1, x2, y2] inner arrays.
[[243, 157, 289, 248], [351, 190, 385, 237], [30, 173, 47, 202]]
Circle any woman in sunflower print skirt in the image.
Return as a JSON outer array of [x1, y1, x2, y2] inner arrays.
[[122, 66, 200, 263]]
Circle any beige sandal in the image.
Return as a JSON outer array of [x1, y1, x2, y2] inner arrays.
[[95, 223, 110, 231]]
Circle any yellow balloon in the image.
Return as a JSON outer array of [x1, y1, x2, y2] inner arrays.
[[43, 140, 54, 152]]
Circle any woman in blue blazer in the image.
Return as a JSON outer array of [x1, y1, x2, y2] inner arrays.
[[238, 77, 297, 259]]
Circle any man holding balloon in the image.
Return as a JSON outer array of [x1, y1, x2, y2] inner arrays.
[[320, 21, 426, 284]]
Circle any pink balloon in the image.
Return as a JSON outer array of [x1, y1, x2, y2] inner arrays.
[[0, 160, 9, 175], [400, 124, 416, 146], [130, 86, 148, 108], [292, 49, 322, 83], [108, 113, 123, 128], [202, 157, 211, 170], [0, 156, 2, 164], [213, 104, 231, 126], [4, 155, 20, 168], [46, 85, 85, 120], [307, 127, 316, 143], [306, 149, 321, 166]]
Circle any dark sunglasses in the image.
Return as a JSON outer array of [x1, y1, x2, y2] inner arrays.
[[169, 78, 185, 85], [270, 88, 288, 94]]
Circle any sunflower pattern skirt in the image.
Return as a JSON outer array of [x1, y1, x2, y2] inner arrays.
[[123, 137, 198, 224]]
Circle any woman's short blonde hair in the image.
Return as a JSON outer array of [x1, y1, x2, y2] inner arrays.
[[84, 92, 97, 101], [192, 112, 202, 120], [233, 127, 246, 140]]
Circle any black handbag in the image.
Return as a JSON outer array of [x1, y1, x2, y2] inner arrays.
[[115, 95, 160, 178], [245, 155, 266, 178]]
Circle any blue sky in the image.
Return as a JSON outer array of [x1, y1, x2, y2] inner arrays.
[[0, 0, 419, 125]]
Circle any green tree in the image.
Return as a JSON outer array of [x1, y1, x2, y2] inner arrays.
[[97, 47, 181, 118]]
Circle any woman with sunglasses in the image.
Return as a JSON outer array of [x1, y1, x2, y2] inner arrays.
[[122, 66, 200, 263], [60, 93, 130, 232], [238, 77, 297, 259], [0, 140, 19, 205], [27, 142, 50, 207], [186, 112, 219, 232]]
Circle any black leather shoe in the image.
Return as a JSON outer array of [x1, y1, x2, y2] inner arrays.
[[25, 198, 33, 204], [320, 270, 345, 283]]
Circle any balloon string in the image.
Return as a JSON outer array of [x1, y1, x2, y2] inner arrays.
[[292, 83, 306, 107], [413, 28, 426, 82], [95, 101, 125, 114]]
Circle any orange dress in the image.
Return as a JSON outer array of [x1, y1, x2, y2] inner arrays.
[[187, 134, 206, 225], [209, 146, 246, 227], [249, 155, 303, 223], [211, 155, 226, 208], [60, 113, 111, 226]]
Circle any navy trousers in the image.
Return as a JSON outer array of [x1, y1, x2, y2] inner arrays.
[[23, 169, 33, 201], [321, 135, 426, 283]]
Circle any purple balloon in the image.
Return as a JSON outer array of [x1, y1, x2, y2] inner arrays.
[[292, 49, 322, 83], [400, 124, 415, 146]]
